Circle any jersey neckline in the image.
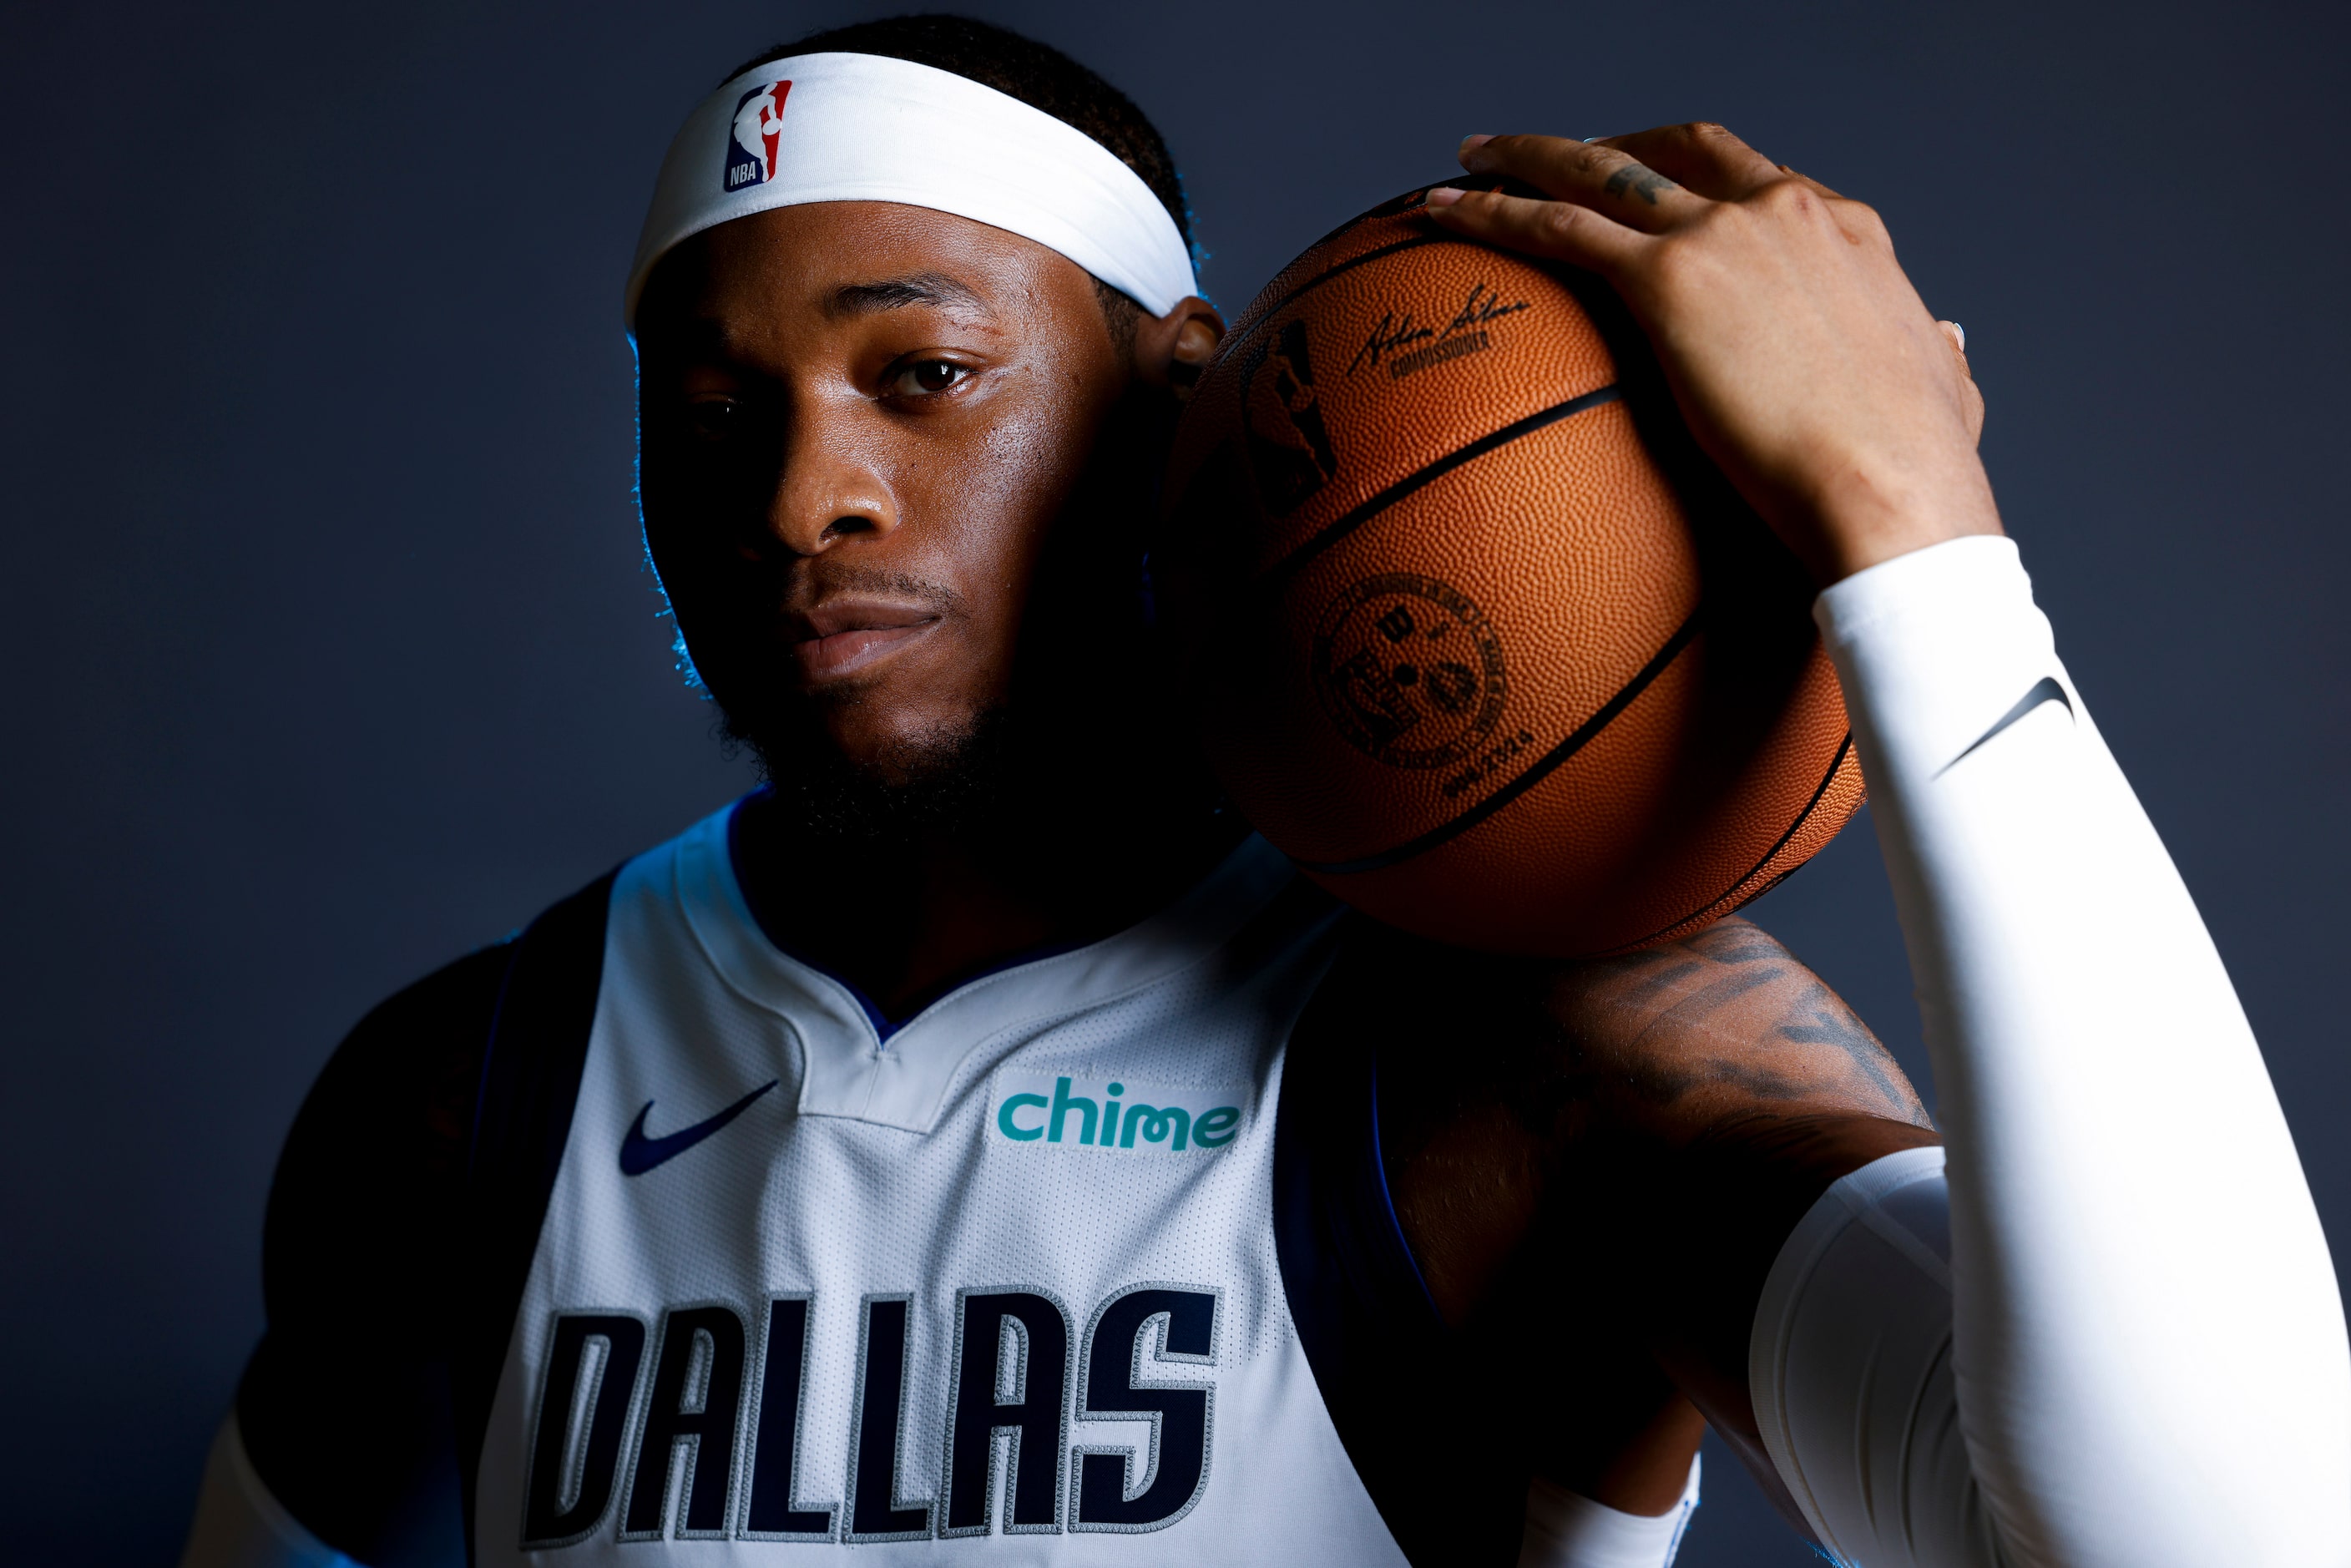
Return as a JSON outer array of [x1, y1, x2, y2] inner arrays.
[[720, 794, 1090, 1044], [653, 795, 1302, 1132]]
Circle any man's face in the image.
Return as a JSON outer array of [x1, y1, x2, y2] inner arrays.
[[634, 201, 1143, 800]]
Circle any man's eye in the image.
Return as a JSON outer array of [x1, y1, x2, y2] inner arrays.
[[886, 360, 972, 397], [685, 398, 741, 440]]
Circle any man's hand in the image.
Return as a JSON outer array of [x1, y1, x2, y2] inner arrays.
[[1427, 124, 1997, 584]]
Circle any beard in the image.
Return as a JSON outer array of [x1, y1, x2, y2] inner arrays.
[[696, 378, 1210, 859], [720, 695, 1019, 847]]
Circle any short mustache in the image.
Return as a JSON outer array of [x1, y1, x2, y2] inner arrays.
[[786, 563, 967, 621]]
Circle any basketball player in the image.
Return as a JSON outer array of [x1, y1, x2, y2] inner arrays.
[[179, 16, 2349, 1568]]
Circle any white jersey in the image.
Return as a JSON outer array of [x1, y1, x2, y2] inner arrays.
[[470, 802, 1409, 1563]]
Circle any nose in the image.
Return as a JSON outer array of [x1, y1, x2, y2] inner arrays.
[[758, 417, 900, 559]]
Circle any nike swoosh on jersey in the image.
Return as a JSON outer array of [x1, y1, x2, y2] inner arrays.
[[619, 1080, 779, 1176], [1937, 675, 2073, 776]]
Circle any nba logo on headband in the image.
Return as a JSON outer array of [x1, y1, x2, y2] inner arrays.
[[723, 81, 791, 190], [631, 53, 1196, 325]]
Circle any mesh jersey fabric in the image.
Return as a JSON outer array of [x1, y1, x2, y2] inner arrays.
[[235, 801, 1502, 1565], [467, 805, 1404, 1562]]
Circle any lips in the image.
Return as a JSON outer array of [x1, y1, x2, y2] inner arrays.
[[784, 598, 942, 680]]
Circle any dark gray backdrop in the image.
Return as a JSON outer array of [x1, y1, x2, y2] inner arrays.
[[4, 1, 2344, 1562]]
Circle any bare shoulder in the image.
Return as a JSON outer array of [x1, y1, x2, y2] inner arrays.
[[1290, 915, 1941, 1508], [1302, 915, 1934, 1318], [1308, 913, 1930, 1166], [1297, 914, 1937, 1506], [1532, 916, 1934, 1140]]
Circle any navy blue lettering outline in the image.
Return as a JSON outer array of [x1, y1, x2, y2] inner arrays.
[[844, 1293, 934, 1543], [939, 1286, 1076, 1538], [615, 1302, 748, 1542], [737, 1292, 837, 1542], [1068, 1282, 1221, 1535], [518, 1310, 650, 1550]]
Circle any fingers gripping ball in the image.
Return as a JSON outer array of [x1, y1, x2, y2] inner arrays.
[[1161, 180, 1863, 957]]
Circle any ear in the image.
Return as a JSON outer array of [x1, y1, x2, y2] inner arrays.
[[1132, 296, 1226, 400]]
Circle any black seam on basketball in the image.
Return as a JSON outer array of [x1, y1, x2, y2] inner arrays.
[[1221, 233, 1447, 347], [1227, 174, 1521, 340], [1595, 729, 1858, 955], [1294, 611, 1703, 878], [1258, 384, 1625, 591], [1292, 179, 1459, 261]]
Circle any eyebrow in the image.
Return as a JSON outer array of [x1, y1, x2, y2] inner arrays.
[[826, 271, 991, 319]]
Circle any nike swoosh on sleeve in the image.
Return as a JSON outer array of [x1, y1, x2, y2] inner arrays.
[[1935, 675, 2074, 777], [619, 1080, 780, 1176]]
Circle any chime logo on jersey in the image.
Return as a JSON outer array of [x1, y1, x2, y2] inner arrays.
[[725, 81, 791, 190], [993, 1075, 1246, 1152]]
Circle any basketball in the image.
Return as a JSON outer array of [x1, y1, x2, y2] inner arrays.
[[1160, 178, 1865, 957]]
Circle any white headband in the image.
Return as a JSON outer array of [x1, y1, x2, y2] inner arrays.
[[624, 52, 1196, 327]]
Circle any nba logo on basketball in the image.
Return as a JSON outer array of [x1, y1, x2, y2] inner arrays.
[[724, 81, 791, 190]]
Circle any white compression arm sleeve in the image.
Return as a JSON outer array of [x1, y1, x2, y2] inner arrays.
[[179, 1415, 361, 1568], [1748, 536, 2351, 1566], [1518, 1456, 1701, 1568]]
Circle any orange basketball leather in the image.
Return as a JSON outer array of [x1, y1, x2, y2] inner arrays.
[[1162, 180, 1864, 957]]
